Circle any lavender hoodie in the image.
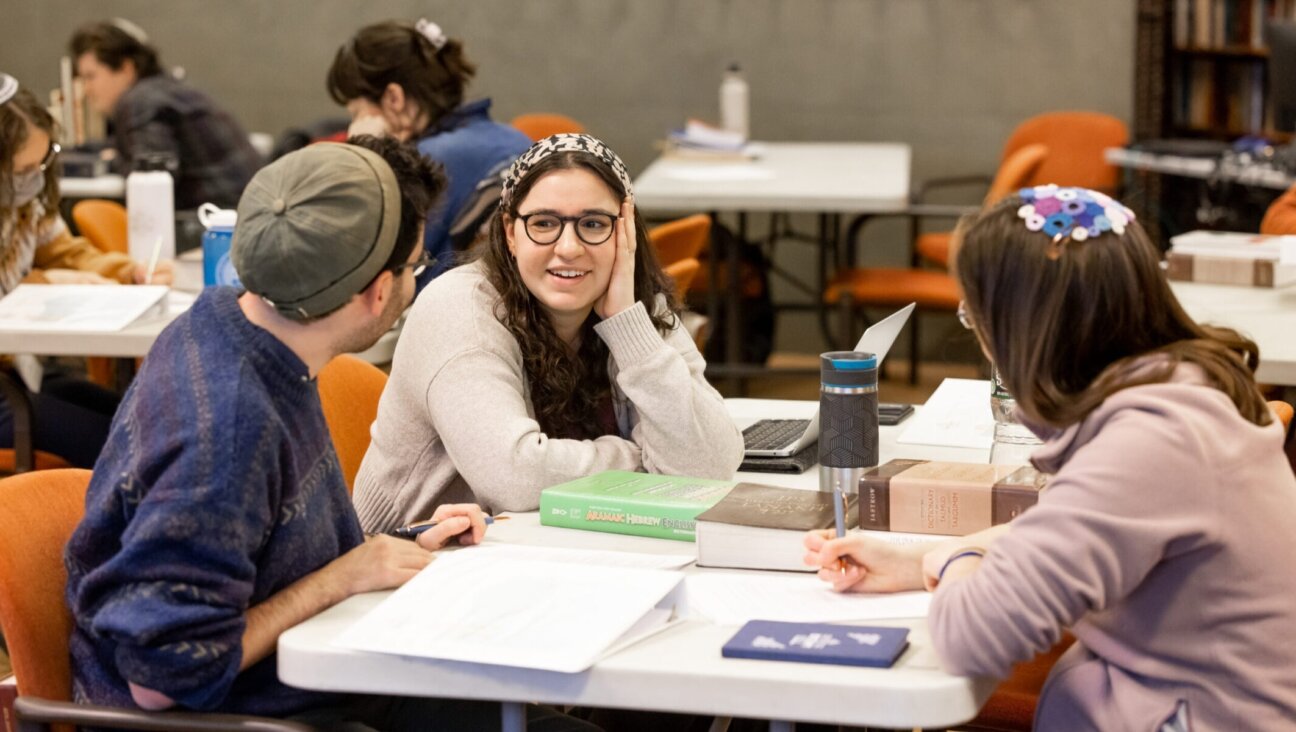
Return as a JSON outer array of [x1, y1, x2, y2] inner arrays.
[[930, 365, 1296, 730]]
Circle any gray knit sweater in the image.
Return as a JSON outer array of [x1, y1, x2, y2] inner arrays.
[[353, 261, 744, 530]]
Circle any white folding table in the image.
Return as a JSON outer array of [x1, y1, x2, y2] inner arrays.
[[633, 143, 912, 380], [278, 399, 995, 731]]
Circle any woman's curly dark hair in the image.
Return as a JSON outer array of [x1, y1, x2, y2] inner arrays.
[[475, 151, 681, 440]]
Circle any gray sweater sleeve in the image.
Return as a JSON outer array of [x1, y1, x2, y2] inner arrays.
[[594, 301, 745, 480]]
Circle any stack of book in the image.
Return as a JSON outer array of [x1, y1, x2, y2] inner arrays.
[[662, 119, 756, 161], [1166, 230, 1296, 288]]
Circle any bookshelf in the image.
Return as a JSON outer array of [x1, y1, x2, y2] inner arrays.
[[1149, 0, 1296, 140]]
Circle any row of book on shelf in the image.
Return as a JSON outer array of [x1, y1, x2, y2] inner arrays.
[[1173, 0, 1296, 49], [1173, 60, 1269, 132]]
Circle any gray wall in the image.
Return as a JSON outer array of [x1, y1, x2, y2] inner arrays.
[[1, 0, 1136, 353]]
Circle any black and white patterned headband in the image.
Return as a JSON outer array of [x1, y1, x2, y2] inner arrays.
[[501, 133, 634, 206], [0, 74, 18, 106]]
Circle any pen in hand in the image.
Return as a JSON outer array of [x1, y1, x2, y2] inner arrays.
[[832, 488, 850, 574], [388, 515, 505, 540]]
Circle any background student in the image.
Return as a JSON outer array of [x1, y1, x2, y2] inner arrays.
[[327, 17, 531, 287], [805, 187, 1296, 730], [69, 19, 262, 209], [353, 133, 744, 531], [0, 72, 172, 467]]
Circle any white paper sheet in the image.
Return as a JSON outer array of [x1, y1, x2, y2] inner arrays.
[[682, 572, 931, 626], [896, 378, 994, 449], [336, 550, 684, 673], [661, 164, 775, 182], [472, 542, 694, 570], [0, 284, 168, 332]]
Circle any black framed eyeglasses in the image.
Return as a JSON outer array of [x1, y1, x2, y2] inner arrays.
[[956, 300, 974, 330], [394, 255, 436, 279], [518, 212, 616, 246]]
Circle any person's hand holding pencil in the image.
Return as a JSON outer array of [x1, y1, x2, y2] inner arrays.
[[803, 529, 932, 594], [132, 236, 174, 285]]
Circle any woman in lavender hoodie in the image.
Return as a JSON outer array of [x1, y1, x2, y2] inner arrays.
[[805, 187, 1296, 731]]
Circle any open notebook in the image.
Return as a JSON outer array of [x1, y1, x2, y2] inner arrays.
[[742, 303, 916, 458]]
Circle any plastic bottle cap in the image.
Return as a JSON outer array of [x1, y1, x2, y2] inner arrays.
[[727, 62, 741, 73], [197, 202, 237, 229]]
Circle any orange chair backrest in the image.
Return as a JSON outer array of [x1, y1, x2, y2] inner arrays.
[[648, 214, 710, 267], [0, 469, 91, 702], [1270, 400, 1294, 431], [510, 113, 586, 142], [663, 258, 701, 299], [984, 144, 1049, 207], [70, 200, 129, 255], [318, 355, 389, 494], [1001, 111, 1129, 193]]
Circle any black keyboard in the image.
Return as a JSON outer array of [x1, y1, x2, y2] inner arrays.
[[742, 419, 810, 452]]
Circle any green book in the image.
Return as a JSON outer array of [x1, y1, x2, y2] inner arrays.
[[539, 471, 736, 542]]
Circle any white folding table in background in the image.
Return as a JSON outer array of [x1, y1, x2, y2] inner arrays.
[[633, 143, 912, 382], [1170, 281, 1296, 386]]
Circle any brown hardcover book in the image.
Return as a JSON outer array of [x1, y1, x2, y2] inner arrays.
[[1165, 251, 1295, 288], [858, 460, 1045, 536], [695, 483, 858, 572]]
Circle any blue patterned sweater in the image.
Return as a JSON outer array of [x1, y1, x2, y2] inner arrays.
[[65, 286, 365, 716]]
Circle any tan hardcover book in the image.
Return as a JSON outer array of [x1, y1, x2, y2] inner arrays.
[[858, 460, 1045, 536], [695, 483, 857, 572], [1166, 251, 1296, 288]]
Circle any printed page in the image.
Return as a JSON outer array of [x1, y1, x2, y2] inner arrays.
[[0, 284, 168, 332], [896, 378, 994, 449], [683, 572, 930, 626], [336, 550, 684, 673]]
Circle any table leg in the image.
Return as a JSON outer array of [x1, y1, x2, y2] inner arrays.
[[729, 212, 747, 396], [768, 720, 795, 732], [0, 367, 36, 473], [500, 701, 526, 732], [706, 717, 732, 732]]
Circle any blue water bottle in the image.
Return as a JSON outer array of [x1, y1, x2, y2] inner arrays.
[[198, 203, 240, 287]]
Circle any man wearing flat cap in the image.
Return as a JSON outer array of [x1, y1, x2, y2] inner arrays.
[[64, 137, 599, 731]]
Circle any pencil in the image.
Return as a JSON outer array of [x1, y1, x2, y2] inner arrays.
[[144, 235, 163, 285], [833, 489, 849, 574]]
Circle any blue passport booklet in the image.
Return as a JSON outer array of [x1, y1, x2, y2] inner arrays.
[[721, 620, 910, 668]]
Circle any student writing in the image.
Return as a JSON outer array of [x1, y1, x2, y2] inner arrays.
[[805, 187, 1296, 730]]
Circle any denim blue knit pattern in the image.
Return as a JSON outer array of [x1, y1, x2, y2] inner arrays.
[[65, 287, 364, 716]]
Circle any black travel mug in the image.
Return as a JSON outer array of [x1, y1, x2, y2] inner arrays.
[[818, 351, 880, 495]]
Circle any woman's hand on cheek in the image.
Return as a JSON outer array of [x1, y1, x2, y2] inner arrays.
[[595, 198, 637, 320]]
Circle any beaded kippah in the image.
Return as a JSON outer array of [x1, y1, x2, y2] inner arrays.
[[1016, 185, 1135, 242]]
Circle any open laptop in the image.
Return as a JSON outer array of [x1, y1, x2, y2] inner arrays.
[[742, 303, 916, 457]]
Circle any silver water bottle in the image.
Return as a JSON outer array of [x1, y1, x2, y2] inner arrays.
[[818, 351, 880, 496]]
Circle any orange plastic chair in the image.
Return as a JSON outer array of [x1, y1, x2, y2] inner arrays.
[[826, 144, 1049, 384], [1001, 111, 1129, 194], [317, 354, 388, 494], [663, 258, 701, 300], [648, 214, 711, 268], [70, 199, 129, 255], [0, 469, 311, 731], [914, 143, 1049, 268], [510, 113, 586, 142], [1271, 400, 1294, 431]]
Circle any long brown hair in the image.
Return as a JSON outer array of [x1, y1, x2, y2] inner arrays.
[[327, 20, 476, 135], [476, 151, 681, 440], [955, 194, 1270, 428], [0, 86, 61, 220]]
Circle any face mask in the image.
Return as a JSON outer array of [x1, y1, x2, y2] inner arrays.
[[11, 168, 45, 207]]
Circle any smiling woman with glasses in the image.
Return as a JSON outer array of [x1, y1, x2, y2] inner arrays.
[[352, 133, 744, 534]]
